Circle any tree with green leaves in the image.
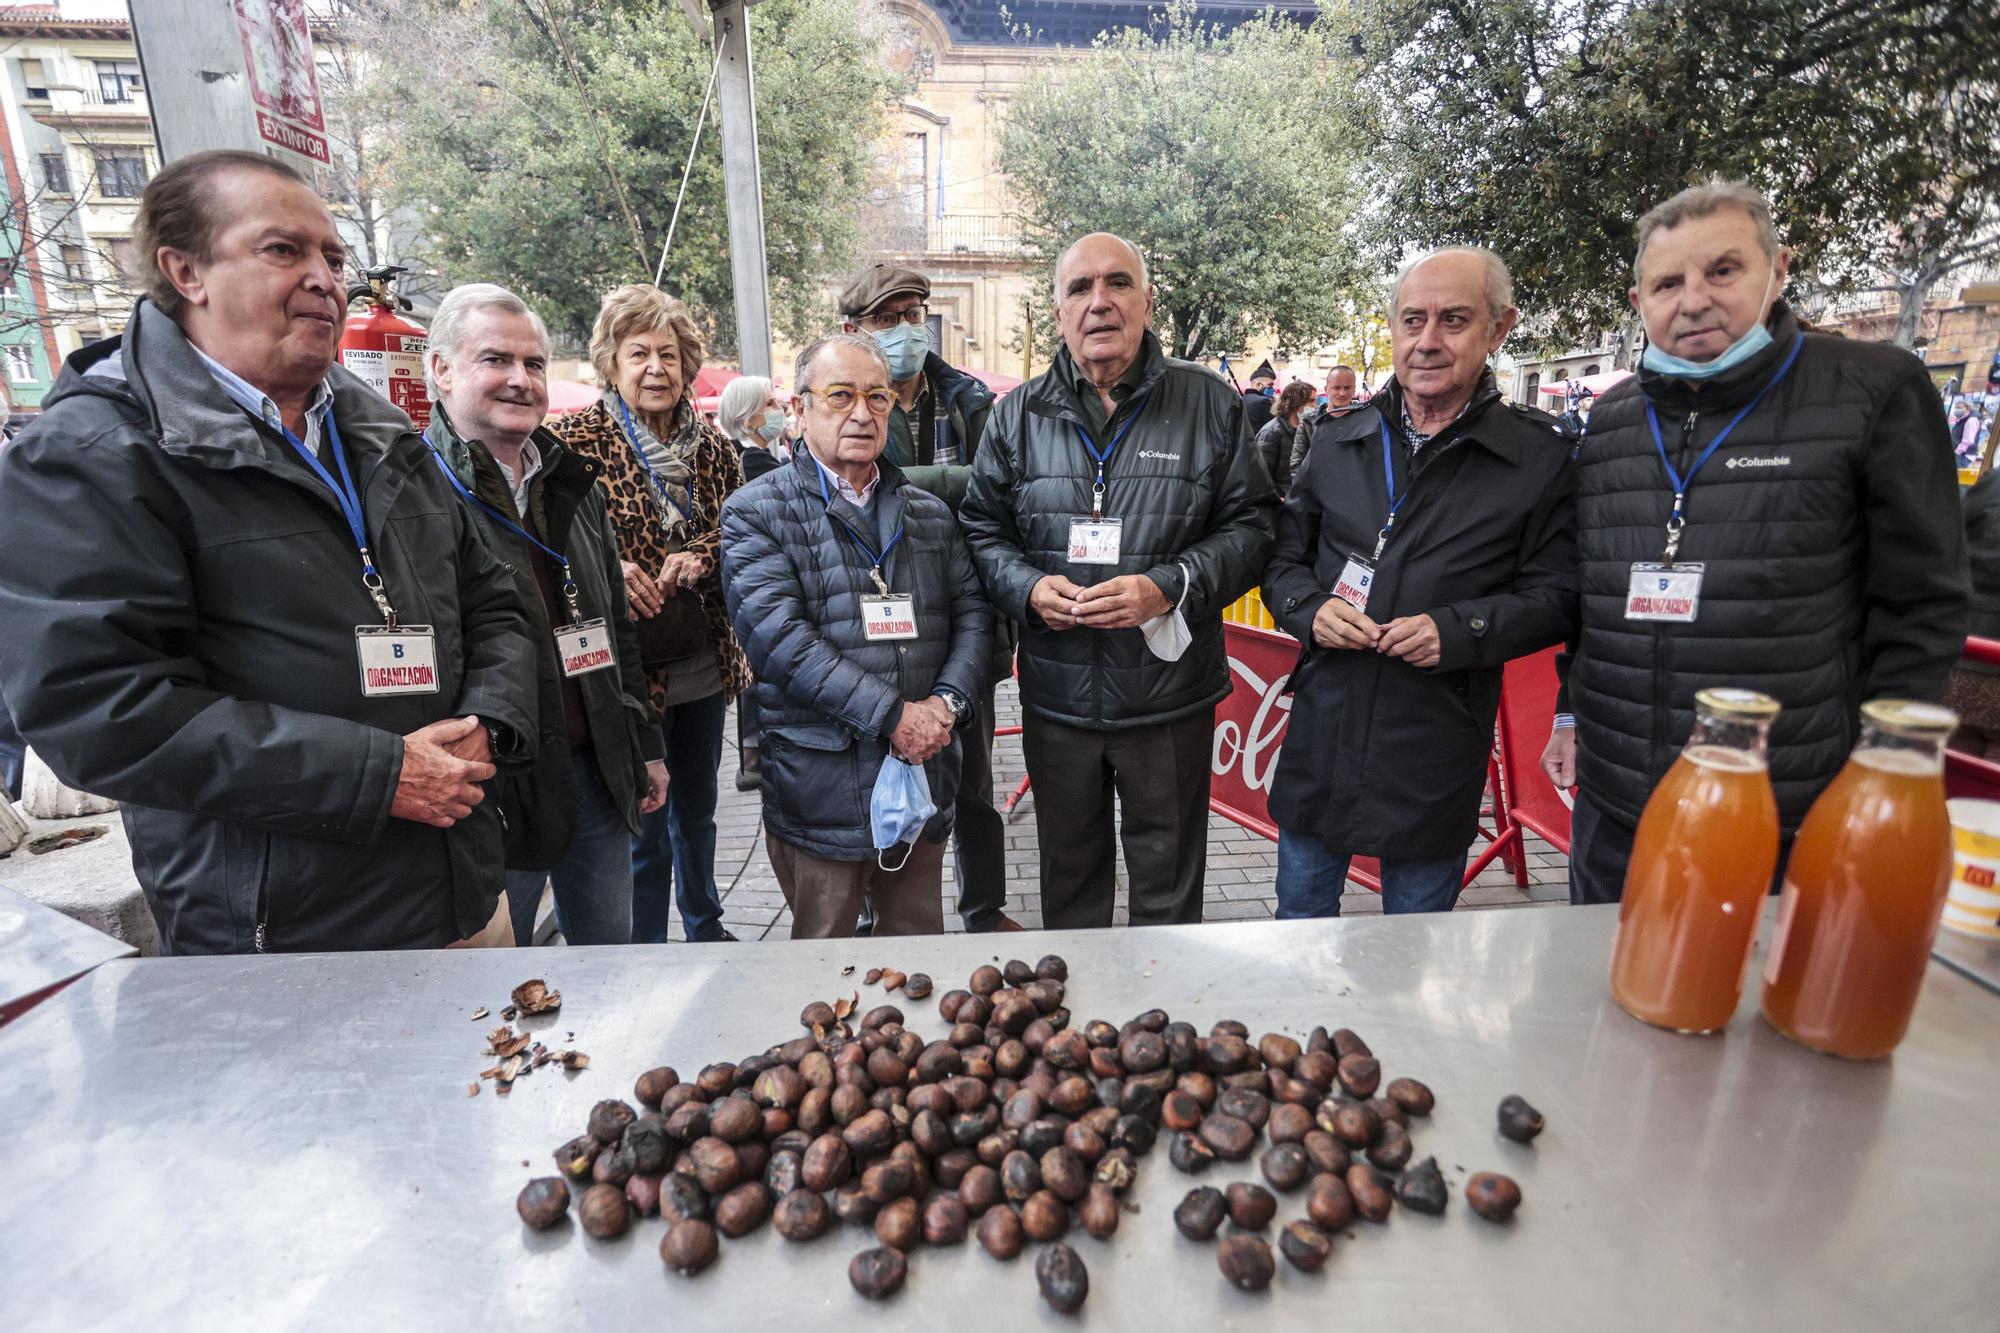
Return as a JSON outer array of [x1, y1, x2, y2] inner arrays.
[[1354, 0, 2000, 353], [343, 0, 905, 353], [997, 1, 1365, 361]]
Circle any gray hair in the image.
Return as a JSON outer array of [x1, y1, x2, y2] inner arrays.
[[1633, 179, 1779, 281], [1053, 232, 1150, 303], [1390, 247, 1516, 322], [425, 283, 552, 395], [793, 332, 891, 396], [716, 374, 774, 443]]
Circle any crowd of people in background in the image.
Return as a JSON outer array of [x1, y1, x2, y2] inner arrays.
[[0, 151, 1975, 957]]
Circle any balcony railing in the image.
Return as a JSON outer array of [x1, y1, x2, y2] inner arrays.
[[863, 210, 1026, 257]]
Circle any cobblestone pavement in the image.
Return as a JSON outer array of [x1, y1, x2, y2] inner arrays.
[[654, 681, 1571, 943]]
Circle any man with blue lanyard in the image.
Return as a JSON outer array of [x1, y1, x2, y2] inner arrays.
[[720, 333, 990, 937], [1263, 247, 1578, 917], [1541, 179, 1968, 903], [0, 151, 536, 954], [423, 283, 668, 946], [962, 233, 1276, 929]]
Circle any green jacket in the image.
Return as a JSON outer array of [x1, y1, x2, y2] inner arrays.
[[431, 408, 665, 869]]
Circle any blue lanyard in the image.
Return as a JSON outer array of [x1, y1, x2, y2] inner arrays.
[[816, 462, 904, 594], [278, 408, 397, 626], [1643, 333, 1804, 561], [614, 396, 696, 521], [422, 431, 582, 621], [1071, 391, 1152, 518], [1372, 419, 1413, 560]]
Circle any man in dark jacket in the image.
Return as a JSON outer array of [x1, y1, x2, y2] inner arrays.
[[838, 262, 1020, 933], [962, 232, 1278, 928], [1264, 248, 1577, 915], [424, 283, 668, 946], [1241, 359, 1277, 440], [721, 333, 991, 938], [1288, 364, 1360, 487], [0, 150, 536, 954], [1541, 179, 1968, 902]]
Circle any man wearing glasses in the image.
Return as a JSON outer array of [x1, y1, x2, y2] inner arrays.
[[720, 333, 991, 938], [962, 233, 1277, 930], [837, 261, 1019, 933]]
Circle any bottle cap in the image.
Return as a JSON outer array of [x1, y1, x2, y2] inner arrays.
[[1694, 687, 1781, 720], [1861, 700, 1958, 737]]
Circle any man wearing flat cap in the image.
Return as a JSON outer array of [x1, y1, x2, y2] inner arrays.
[[838, 261, 1017, 934], [1241, 359, 1278, 440]]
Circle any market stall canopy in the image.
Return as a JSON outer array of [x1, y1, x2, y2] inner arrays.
[[545, 379, 600, 416], [966, 367, 1024, 400], [1538, 369, 1633, 398]]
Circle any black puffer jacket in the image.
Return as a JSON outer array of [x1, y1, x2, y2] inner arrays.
[[721, 447, 991, 860], [0, 303, 537, 954], [1264, 378, 1578, 858], [961, 333, 1278, 729], [1567, 303, 1968, 831]]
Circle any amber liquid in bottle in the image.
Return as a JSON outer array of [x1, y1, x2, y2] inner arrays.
[[1610, 692, 1780, 1033], [1761, 705, 1956, 1060]]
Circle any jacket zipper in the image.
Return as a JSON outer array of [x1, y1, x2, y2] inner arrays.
[[254, 883, 269, 954]]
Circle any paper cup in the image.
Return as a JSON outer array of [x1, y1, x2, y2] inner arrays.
[[1943, 798, 2000, 938]]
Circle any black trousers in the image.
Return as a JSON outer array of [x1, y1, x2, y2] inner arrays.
[[1568, 793, 1793, 904], [952, 681, 1010, 931], [1021, 710, 1211, 928]]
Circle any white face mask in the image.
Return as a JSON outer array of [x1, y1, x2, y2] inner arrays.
[[1140, 563, 1194, 662]]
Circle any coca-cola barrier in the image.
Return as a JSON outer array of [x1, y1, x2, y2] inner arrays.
[[1210, 621, 1574, 892]]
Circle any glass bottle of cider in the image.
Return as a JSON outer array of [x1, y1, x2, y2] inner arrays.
[[1761, 700, 1957, 1060], [1609, 688, 1782, 1033]]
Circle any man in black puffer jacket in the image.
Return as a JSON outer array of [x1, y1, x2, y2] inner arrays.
[[962, 233, 1277, 928], [721, 334, 991, 938], [1542, 180, 1967, 902]]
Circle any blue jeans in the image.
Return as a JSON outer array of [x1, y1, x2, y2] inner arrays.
[[1275, 828, 1464, 918], [633, 690, 728, 943], [504, 749, 634, 946]]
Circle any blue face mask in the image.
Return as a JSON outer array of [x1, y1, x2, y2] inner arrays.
[[870, 756, 936, 870], [873, 323, 931, 381], [758, 419, 784, 444], [1640, 271, 1777, 380]]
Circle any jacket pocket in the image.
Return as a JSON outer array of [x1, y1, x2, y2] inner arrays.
[[222, 821, 271, 953], [762, 727, 869, 838]]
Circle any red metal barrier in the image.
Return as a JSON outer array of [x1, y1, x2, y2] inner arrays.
[[1211, 625, 1572, 889], [1947, 637, 2000, 800]]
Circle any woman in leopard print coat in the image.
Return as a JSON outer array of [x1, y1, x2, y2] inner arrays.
[[549, 285, 749, 944]]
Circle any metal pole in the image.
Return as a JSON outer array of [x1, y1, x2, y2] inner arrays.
[[709, 2, 772, 378]]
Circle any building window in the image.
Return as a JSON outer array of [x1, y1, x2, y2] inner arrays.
[[95, 60, 143, 104], [60, 244, 87, 282], [1523, 371, 1541, 401], [1583, 363, 1601, 377], [19, 59, 48, 100], [95, 150, 148, 198], [5, 346, 35, 384], [110, 239, 140, 286], [40, 152, 69, 193]]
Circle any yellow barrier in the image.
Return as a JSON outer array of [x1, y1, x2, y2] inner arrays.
[[1223, 589, 1276, 630]]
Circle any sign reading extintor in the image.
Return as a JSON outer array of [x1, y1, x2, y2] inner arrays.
[[233, 0, 330, 167]]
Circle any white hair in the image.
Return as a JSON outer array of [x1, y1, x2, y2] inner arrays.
[[424, 282, 552, 396], [1390, 247, 1516, 322], [794, 332, 891, 396], [1053, 232, 1150, 303], [716, 374, 774, 444]]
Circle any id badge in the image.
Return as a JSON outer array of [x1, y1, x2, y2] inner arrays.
[[862, 594, 919, 641], [1625, 562, 1704, 623], [1332, 554, 1375, 613], [1068, 516, 1123, 565], [555, 618, 616, 677], [356, 624, 440, 696]]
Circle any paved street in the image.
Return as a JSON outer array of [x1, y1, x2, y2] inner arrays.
[[655, 681, 1571, 942]]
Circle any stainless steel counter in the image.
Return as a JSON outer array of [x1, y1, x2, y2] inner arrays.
[[1933, 924, 2000, 996], [1, 905, 1991, 1331], [0, 882, 135, 1020]]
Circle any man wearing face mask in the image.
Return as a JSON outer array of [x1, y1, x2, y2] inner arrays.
[[838, 262, 1021, 933], [1543, 179, 1968, 903], [720, 333, 990, 938]]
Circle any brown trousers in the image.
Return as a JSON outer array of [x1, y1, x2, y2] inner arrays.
[[768, 832, 947, 939]]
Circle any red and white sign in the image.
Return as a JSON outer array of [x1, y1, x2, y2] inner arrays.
[[234, 0, 330, 167]]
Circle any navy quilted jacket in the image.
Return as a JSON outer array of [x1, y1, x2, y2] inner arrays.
[[721, 447, 991, 859]]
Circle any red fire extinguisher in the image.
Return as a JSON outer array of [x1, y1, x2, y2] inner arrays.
[[339, 264, 431, 429]]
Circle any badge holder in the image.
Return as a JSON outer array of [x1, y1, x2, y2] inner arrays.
[[861, 564, 919, 642]]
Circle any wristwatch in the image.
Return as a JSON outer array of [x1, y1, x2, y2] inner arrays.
[[935, 689, 969, 723]]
